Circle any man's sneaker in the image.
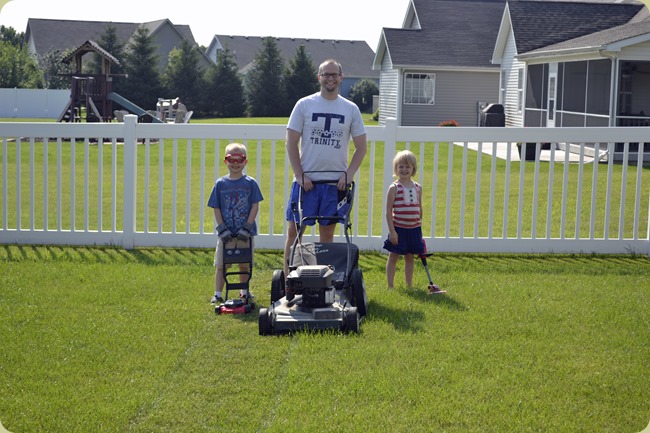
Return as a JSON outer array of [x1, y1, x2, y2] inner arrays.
[[210, 295, 224, 304]]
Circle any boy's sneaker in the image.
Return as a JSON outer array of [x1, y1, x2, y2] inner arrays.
[[210, 295, 224, 304], [240, 290, 255, 300]]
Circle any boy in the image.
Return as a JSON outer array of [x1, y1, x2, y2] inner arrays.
[[207, 143, 264, 303]]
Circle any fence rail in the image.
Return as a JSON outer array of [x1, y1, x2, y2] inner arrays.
[[1, 116, 649, 256]]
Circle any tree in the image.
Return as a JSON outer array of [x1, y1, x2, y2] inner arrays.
[[161, 39, 203, 111], [1, 25, 24, 47], [0, 40, 43, 88], [203, 47, 245, 118], [119, 26, 162, 110], [0, 25, 43, 88], [284, 44, 318, 109], [349, 78, 379, 113], [88, 25, 127, 92], [245, 37, 288, 117], [38, 48, 72, 89]]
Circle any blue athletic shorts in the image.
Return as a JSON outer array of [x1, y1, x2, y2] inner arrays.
[[285, 182, 349, 226], [383, 226, 426, 255]]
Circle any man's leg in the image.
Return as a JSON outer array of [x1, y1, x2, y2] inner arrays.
[[318, 223, 336, 243], [284, 222, 298, 278]]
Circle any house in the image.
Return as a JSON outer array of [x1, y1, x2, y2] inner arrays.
[[206, 35, 379, 98], [373, 0, 507, 127], [24, 18, 212, 72], [492, 0, 649, 129]]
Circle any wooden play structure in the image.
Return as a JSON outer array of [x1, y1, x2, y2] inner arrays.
[[58, 40, 120, 123], [57, 40, 163, 123]]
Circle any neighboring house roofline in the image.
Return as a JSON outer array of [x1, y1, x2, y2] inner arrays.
[[491, 3, 512, 65], [518, 19, 650, 61]]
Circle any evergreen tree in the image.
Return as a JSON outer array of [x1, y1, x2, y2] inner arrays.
[[120, 26, 162, 110], [161, 39, 203, 111], [284, 44, 318, 108], [203, 47, 245, 118], [245, 37, 288, 117], [89, 25, 126, 92]]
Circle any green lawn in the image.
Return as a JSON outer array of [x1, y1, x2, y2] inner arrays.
[[1, 245, 649, 433]]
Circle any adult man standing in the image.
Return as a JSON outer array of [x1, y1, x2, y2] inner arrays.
[[284, 58, 368, 277]]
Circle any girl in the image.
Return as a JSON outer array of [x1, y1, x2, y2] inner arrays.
[[383, 150, 443, 294]]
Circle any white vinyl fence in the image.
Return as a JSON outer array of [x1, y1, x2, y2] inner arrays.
[[1, 116, 649, 255], [0, 88, 69, 119]]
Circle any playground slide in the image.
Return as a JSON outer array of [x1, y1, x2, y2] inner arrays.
[[108, 92, 164, 123]]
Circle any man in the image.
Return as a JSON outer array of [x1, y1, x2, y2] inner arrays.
[[284, 58, 368, 277]]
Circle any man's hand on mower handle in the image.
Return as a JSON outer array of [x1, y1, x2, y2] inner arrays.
[[299, 174, 313, 192]]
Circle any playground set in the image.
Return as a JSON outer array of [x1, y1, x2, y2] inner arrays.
[[57, 40, 190, 124]]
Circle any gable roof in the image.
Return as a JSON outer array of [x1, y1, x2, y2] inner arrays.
[[507, 0, 644, 54], [375, 0, 507, 70], [62, 40, 120, 66], [208, 35, 378, 78], [25, 18, 198, 56], [26, 18, 138, 56]]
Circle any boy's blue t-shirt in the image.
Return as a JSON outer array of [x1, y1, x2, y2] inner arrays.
[[207, 175, 263, 234]]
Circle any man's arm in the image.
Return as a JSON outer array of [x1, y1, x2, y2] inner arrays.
[[286, 128, 313, 191], [339, 133, 368, 189]]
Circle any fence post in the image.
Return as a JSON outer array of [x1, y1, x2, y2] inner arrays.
[[381, 118, 398, 242], [122, 115, 137, 249]]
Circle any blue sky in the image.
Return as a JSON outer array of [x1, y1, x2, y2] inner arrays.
[[0, 0, 409, 49]]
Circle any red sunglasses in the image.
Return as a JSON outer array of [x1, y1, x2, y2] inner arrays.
[[224, 154, 247, 164]]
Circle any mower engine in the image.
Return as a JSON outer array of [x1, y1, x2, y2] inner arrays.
[[286, 265, 335, 307]]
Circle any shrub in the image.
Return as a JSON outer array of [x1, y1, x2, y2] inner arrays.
[[439, 119, 460, 127]]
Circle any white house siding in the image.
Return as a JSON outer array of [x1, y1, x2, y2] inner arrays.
[[502, 30, 525, 127], [378, 54, 399, 126], [401, 70, 499, 127], [620, 40, 650, 60]]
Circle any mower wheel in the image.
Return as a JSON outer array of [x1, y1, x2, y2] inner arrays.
[[245, 304, 253, 314], [343, 307, 359, 334], [271, 269, 285, 303], [215, 305, 221, 315], [350, 268, 368, 317], [258, 308, 271, 335]]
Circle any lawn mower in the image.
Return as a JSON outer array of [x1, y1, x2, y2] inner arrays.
[[215, 237, 255, 315], [258, 173, 368, 335]]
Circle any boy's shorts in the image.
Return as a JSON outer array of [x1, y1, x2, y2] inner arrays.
[[214, 237, 254, 268], [285, 182, 349, 226]]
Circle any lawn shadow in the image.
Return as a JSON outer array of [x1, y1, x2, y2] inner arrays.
[[365, 298, 426, 333], [403, 287, 467, 311]]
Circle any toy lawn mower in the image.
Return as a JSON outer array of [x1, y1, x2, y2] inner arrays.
[[258, 173, 368, 335], [215, 238, 256, 315]]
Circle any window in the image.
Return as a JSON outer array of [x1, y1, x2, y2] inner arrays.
[[500, 70, 507, 104], [404, 73, 435, 104]]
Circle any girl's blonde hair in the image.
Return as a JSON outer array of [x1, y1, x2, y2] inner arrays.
[[392, 150, 417, 177], [225, 142, 247, 156]]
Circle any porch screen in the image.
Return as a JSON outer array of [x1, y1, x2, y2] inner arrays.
[[526, 64, 547, 109], [562, 61, 587, 113], [586, 59, 611, 115]]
